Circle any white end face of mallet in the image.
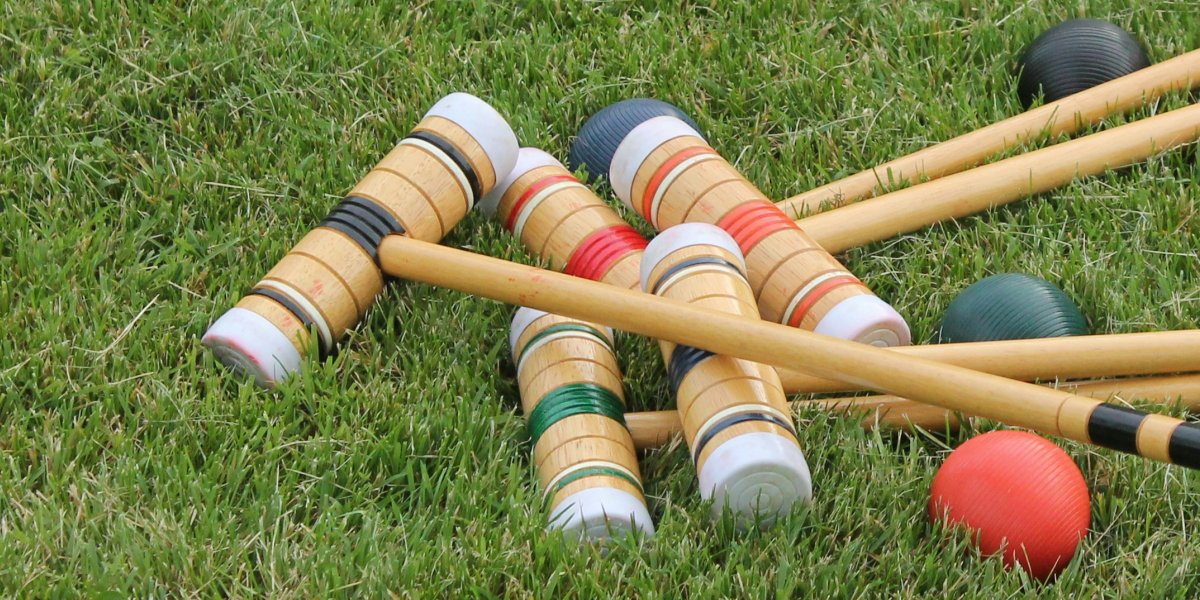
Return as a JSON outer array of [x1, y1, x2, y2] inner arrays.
[[547, 486, 655, 542], [423, 92, 520, 191], [814, 294, 911, 347], [202, 307, 302, 387], [698, 432, 813, 529]]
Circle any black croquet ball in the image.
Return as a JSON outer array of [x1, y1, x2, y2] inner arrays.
[[938, 273, 1089, 343], [1016, 19, 1150, 109], [569, 98, 703, 182]]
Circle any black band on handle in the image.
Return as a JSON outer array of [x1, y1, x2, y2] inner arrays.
[[407, 129, 481, 204], [668, 345, 715, 394], [692, 412, 797, 463], [1168, 422, 1200, 469], [249, 287, 331, 358], [1087, 404, 1145, 456]]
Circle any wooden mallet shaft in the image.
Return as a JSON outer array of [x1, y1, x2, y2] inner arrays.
[[377, 235, 1200, 469], [778, 330, 1200, 393], [776, 49, 1200, 217], [625, 374, 1200, 450], [795, 101, 1200, 254]]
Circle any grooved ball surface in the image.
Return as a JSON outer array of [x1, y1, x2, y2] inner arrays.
[[568, 98, 703, 182], [929, 431, 1091, 581], [938, 273, 1088, 343], [1016, 19, 1150, 109]]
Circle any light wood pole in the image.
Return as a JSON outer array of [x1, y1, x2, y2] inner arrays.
[[794, 102, 1200, 254], [377, 235, 1200, 469], [776, 49, 1200, 217], [624, 374, 1200, 449], [202, 93, 518, 387], [777, 330, 1200, 393]]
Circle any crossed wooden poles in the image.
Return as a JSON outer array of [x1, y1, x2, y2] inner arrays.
[[207, 51, 1200, 471]]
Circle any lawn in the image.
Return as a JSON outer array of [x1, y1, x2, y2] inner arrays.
[[2, 0, 1198, 596]]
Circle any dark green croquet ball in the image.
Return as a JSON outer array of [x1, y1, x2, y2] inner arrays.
[[569, 98, 702, 183], [938, 273, 1089, 343], [1016, 19, 1150, 109]]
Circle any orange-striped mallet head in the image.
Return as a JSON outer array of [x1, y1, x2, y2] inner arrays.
[[479, 148, 648, 289], [578, 109, 910, 346], [204, 93, 519, 387]]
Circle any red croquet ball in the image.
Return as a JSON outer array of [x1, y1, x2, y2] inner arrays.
[[929, 430, 1090, 580]]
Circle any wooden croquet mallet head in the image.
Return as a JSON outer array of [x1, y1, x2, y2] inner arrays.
[[642, 223, 812, 527], [202, 93, 519, 387], [599, 113, 910, 346], [510, 308, 654, 541], [479, 147, 648, 289]]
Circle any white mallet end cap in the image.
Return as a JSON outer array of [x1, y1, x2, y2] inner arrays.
[[202, 307, 302, 388], [548, 487, 655, 542], [509, 307, 551, 357], [698, 432, 813, 529], [814, 294, 912, 347], [509, 306, 613, 357], [478, 147, 564, 216], [424, 92, 520, 192], [640, 223, 745, 292], [608, 116, 704, 212]]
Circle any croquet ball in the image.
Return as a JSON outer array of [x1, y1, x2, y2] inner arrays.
[[1016, 19, 1150, 109], [569, 98, 703, 182], [938, 273, 1088, 343], [929, 430, 1090, 581]]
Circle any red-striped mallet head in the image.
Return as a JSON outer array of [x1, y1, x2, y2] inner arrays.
[[480, 148, 649, 289], [601, 113, 910, 347]]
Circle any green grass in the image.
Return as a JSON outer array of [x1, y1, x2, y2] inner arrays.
[[2, 0, 1198, 596]]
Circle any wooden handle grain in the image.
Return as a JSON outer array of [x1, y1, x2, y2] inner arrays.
[[795, 102, 1200, 254], [480, 153, 1200, 395], [377, 235, 1200, 469], [625, 374, 1200, 449], [778, 330, 1200, 393], [776, 49, 1200, 217]]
